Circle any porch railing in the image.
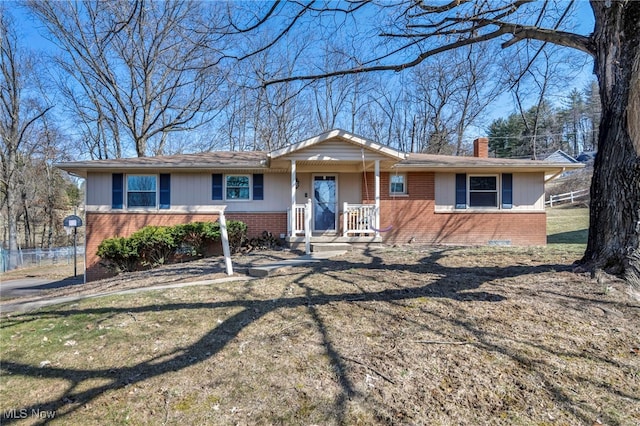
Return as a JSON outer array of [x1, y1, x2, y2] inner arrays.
[[287, 203, 307, 236], [288, 202, 379, 238], [343, 203, 377, 236]]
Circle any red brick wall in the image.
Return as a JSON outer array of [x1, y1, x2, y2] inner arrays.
[[366, 172, 547, 246], [225, 212, 288, 238], [85, 211, 287, 281]]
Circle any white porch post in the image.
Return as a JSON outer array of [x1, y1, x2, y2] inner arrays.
[[218, 209, 234, 275], [290, 160, 297, 236], [374, 160, 380, 237], [305, 198, 312, 254], [342, 201, 348, 237]]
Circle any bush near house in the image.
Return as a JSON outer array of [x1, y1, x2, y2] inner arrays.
[[95, 236, 140, 273], [96, 220, 247, 274], [172, 221, 221, 256]]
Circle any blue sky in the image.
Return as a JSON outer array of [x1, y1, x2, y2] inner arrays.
[[6, 1, 598, 152]]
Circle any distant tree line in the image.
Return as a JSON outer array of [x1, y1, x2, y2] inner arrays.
[[488, 82, 601, 159]]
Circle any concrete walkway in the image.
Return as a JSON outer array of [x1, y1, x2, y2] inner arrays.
[[0, 250, 346, 314], [247, 250, 347, 277]]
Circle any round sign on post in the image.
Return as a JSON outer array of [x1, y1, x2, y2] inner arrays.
[[63, 215, 83, 279], [63, 215, 83, 228]]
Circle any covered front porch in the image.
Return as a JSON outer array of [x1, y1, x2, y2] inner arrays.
[[268, 130, 406, 252]]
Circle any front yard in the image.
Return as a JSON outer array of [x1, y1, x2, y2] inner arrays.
[[1, 244, 638, 425]]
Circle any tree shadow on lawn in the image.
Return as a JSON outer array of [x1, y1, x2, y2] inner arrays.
[[1, 249, 635, 425]]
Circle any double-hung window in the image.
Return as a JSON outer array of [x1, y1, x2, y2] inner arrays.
[[212, 174, 263, 201], [112, 173, 170, 210], [390, 174, 407, 195], [468, 175, 498, 208], [127, 175, 157, 208], [455, 173, 512, 210], [225, 175, 250, 200]]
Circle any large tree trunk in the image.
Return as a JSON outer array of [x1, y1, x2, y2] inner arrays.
[[582, 2, 640, 287]]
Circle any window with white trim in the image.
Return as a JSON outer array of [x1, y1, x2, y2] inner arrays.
[[468, 175, 498, 208], [225, 175, 250, 200], [390, 174, 407, 195], [127, 175, 157, 208]]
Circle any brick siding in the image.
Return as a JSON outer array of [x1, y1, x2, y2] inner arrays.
[[367, 171, 546, 246]]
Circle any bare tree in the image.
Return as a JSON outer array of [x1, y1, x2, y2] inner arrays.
[[30, 0, 228, 157], [409, 43, 504, 155], [0, 8, 52, 268], [218, 25, 316, 151], [233, 0, 640, 287]]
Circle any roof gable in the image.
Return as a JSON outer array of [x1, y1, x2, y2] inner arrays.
[[544, 150, 579, 163], [269, 129, 406, 161]]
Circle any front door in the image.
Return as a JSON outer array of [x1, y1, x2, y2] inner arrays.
[[313, 175, 337, 232]]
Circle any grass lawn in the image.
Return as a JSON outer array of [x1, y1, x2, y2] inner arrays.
[[1, 244, 638, 425], [546, 206, 589, 249]]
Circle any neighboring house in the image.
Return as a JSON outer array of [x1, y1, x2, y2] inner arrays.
[[544, 150, 580, 164], [543, 150, 580, 177], [57, 129, 583, 281]]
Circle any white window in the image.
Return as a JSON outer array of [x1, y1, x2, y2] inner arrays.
[[468, 175, 498, 208], [390, 174, 407, 195], [226, 175, 250, 200], [127, 175, 157, 208]]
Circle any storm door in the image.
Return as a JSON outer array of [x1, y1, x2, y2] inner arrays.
[[313, 176, 337, 232]]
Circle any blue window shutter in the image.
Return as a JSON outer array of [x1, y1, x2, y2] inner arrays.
[[253, 174, 264, 200], [502, 173, 513, 209], [455, 173, 467, 209], [112, 173, 123, 209], [159, 174, 171, 209], [212, 174, 223, 200]]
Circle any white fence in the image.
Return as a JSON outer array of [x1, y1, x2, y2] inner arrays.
[[546, 189, 589, 207], [0, 246, 85, 273]]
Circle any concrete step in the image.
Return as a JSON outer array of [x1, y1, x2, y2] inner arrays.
[[311, 242, 352, 253]]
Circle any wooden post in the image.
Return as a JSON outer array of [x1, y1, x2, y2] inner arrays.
[[343, 201, 348, 237], [218, 210, 233, 275], [305, 198, 312, 255], [374, 160, 380, 237], [291, 160, 297, 236]]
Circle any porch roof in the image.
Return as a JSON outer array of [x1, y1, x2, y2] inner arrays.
[[269, 129, 406, 161]]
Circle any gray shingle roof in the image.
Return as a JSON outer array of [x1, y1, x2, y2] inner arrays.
[[57, 151, 269, 176]]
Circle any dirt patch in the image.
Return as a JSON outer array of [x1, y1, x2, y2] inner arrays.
[[1, 246, 639, 425]]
